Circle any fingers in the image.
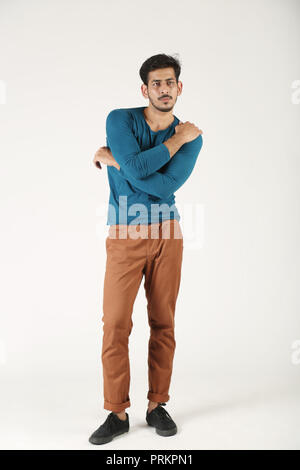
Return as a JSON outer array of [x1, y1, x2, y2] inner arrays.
[[93, 158, 102, 169], [93, 146, 106, 169]]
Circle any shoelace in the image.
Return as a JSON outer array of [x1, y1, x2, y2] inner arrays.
[[153, 404, 173, 422], [106, 412, 120, 432]]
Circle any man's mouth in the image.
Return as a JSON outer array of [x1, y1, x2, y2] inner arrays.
[[161, 97, 170, 101]]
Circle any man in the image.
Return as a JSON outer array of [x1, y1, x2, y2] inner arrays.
[[89, 54, 203, 445]]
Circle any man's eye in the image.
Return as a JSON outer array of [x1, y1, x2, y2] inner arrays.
[[153, 81, 174, 86]]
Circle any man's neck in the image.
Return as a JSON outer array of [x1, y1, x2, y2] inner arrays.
[[143, 106, 175, 132]]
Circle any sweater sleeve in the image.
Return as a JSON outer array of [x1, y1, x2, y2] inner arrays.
[[105, 109, 171, 179], [116, 134, 203, 199]]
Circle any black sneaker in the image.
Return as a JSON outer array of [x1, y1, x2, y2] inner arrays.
[[146, 402, 177, 436], [89, 412, 129, 445]]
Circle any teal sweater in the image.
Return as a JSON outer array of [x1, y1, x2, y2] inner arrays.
[[105, 106, 203, 225]]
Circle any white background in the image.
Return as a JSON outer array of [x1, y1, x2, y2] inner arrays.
[[0, 0, 299, 450]]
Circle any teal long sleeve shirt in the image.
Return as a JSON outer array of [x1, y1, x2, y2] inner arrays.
[[105, 106, 203, 225]]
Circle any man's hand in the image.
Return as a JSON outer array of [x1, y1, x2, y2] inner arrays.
[[93, 146, 120, 170], [175, 121, 203, 143], [162, 121, 203, 158]]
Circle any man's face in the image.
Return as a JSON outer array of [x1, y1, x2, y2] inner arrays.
[[141, 67, 182, 113]]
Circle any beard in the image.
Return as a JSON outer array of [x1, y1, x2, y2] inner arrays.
[[148, 94, 177, 113]]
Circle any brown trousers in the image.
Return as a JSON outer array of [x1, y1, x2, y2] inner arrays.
[[101, 219, 184, 412]]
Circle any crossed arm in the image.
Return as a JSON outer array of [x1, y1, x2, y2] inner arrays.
[[105, 108, 203, 200], [105, 109, 172, 179]]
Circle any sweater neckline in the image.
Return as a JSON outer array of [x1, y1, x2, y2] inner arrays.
[[140, 106, 178, 134]]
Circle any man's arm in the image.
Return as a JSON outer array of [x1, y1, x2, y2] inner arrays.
[[106, 109, 185, 179], [114, 134, 203, 200]]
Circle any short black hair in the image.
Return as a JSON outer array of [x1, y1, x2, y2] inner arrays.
[[139, 53, 181, 86]]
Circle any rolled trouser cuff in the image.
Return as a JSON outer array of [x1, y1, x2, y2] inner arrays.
[[104, 399, 131, 412], [147, 391, 169, 403]]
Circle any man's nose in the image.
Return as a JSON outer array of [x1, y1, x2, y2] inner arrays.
[[160, 87, 170, 96]]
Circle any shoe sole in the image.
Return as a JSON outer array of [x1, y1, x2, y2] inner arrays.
[[89, 428, 129, 445], [147, 422, 177, 436]]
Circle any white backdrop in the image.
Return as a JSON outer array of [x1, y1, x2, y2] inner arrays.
[[0, 0, 299, 450]]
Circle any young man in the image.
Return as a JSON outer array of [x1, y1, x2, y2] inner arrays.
[[89, 54, 203, 445]]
